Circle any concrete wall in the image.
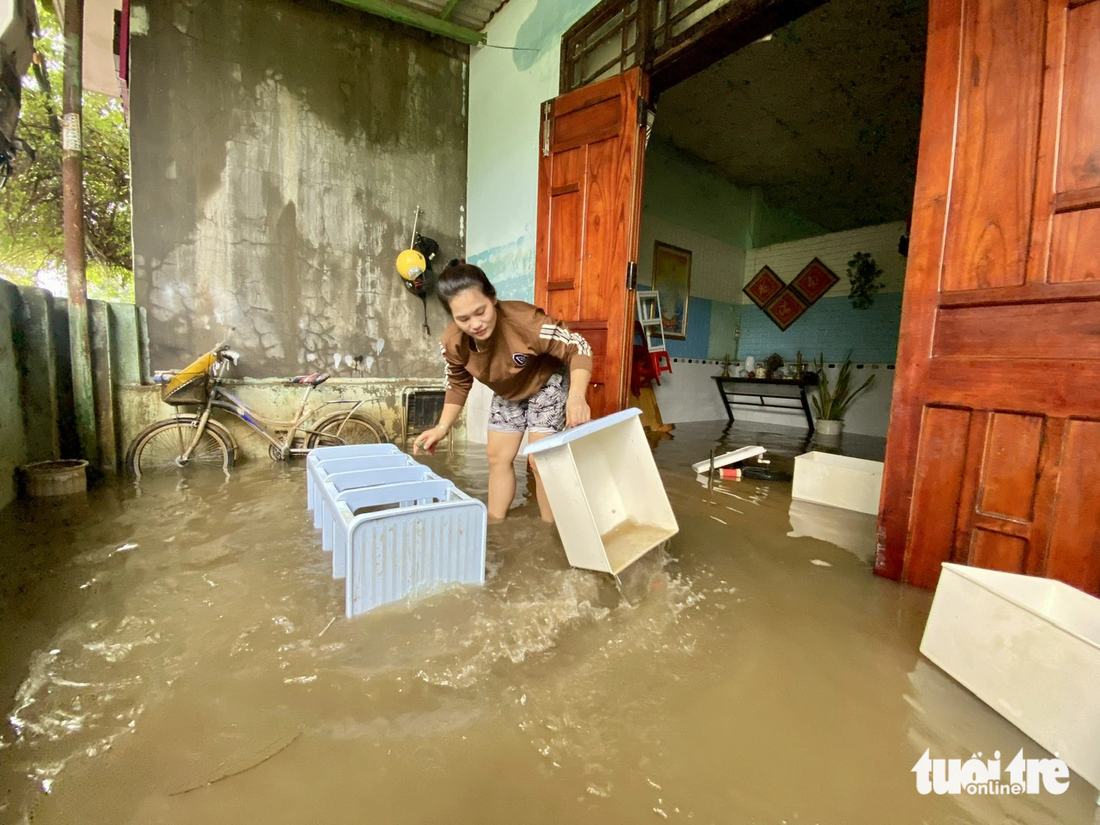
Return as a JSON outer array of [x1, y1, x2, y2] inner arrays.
[[116, 376, 453, 462], [0, 278, 449, 508], [0, 283, 145, 509], [129, 0, 469, 380]]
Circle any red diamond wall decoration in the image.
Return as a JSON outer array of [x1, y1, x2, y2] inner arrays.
[[789, 257, 840, 303], [762, 288, 810, 331], [746, 258, 839, 330], [743, 266, 785, 309]]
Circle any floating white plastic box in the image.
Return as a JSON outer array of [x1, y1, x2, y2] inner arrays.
[[523, 408, 678, 574], [791, 451, 883, 515], [921, 563, 1100, 791]]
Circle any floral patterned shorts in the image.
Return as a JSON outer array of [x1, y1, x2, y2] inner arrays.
[[488, 371, 570, 435]]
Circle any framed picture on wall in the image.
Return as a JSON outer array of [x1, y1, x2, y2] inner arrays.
[[651, 241, 692, 340]]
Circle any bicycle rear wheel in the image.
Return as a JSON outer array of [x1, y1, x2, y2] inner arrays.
[[126, 418, 234, 479], [306, 412, 387, 449]]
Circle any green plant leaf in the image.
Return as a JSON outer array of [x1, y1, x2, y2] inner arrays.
[[811, 352, 874, 421], [1, 7, 132, 300]]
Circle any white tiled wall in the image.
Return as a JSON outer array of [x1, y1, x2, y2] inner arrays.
[[743, 221, 908, 301]]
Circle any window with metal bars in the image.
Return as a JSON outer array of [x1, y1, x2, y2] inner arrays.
[[560, 1, 644, 92], [559, 0, 741, 93], [653, 0, 731, 47]]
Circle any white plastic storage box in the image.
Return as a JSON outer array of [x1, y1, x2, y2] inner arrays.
[[792, 451, 883, 515], [921, 563, 1100, 791], [522, 408, 678, 574]]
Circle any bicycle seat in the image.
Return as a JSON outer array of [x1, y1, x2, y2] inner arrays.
[[287, 372, 329, 387]]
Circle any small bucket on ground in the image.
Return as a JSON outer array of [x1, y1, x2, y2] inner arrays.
[[21, 460, 89, 497]]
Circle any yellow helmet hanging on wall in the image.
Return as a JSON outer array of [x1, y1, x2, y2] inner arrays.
[[396, 248, 426, 281]]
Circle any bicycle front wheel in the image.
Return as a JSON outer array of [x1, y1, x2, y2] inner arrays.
[[306, 413, 387, 449], [126, 419, 234, 479]]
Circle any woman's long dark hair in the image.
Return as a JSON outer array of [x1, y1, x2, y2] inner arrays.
[[436, 259, 497, 312]]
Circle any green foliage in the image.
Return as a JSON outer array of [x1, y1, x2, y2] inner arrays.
[[0, 5, 133, 301], [847, 251, 883, 310], [811, 353, 875, 421]]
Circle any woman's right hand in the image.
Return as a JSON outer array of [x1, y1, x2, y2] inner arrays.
[[412, 426, 448, 455]]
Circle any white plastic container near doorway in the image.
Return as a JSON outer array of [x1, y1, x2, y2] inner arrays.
[[792, 451, 883, 515], [523, 408, 678, 574], [921, 563, 1100, 791]]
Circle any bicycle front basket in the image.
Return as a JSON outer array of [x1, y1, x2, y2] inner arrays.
[[161, 352, 216, 405]]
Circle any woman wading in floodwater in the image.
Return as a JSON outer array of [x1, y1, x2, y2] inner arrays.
[[413, 261, 592, 524]]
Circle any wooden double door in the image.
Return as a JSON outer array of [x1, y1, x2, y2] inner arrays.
[[534, 1, 1100, 595]]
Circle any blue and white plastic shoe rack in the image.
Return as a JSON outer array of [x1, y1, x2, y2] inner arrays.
[[307, 444, 487, 618]]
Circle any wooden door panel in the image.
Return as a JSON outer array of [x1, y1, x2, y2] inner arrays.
[[570, 320, 609, 384], [1057, 2, 1100, 194], [1049, 210, 1100, 282], [580, 138, 618, 317], [978, 413, 1044, 521], [547, 148, 584, 299], [940, 0, 1045, 293], [931, 302, 1100, 360], [922, 360, 1100, 417], [1046, 419, 1100, 592], [552, 92, 622, 151], [535, 68, 647, 419], [879, 0, 1100, 595], [969, 530, 1029, 574], [902, 407, 971, 589]]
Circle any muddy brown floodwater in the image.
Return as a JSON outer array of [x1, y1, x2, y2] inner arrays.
[[1, 422, 1097, 824]]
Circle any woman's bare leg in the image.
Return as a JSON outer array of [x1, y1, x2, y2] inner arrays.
[[526, 431, 555, 523], [486, 430, 524, 522]]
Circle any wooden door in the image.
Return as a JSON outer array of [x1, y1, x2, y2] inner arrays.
[[535, 68, 649, 419], [877, 0, 1100, 595]]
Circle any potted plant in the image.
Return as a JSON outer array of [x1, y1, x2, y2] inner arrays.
[[811, 353, 875, 438], [847, 252, 884, 310]]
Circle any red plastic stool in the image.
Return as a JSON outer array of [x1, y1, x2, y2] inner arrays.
[[631, 344, 657, 397], [649, 351, 672, 384]]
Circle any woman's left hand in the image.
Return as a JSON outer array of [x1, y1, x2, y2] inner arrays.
[[566, 396, 590, 428]]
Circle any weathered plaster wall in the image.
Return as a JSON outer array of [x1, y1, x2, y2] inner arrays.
[[129, 0, 468, 379], [117, 376, 461, 462]]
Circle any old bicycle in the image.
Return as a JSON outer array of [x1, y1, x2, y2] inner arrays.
[[125, 343, 387, 479]]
